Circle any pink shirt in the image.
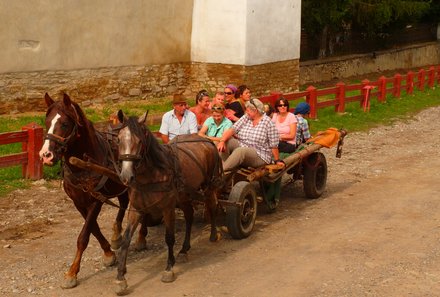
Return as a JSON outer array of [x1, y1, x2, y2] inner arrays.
[[272, 112, 297, 145]]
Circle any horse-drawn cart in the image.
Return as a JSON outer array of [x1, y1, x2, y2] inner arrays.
[[70, 126, 346, 242], [218, 128, 347, 239]]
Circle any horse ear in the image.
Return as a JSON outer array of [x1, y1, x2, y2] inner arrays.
[[138, 111, 149, 124], [117, 110, 126, 123], [44, 93, 54, 107], [62, 93, 72, 106]]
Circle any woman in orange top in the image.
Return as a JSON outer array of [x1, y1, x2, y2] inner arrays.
[[189, 90, 211, 130]]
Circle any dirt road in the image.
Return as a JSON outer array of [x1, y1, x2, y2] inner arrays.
[[1, 106, 440, 297]]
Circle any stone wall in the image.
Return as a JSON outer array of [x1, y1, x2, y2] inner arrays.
[[0, 59, 300, 114], [300, 42, 440, 85]]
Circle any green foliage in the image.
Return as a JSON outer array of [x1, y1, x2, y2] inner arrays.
[[351, 0, 431, 34]]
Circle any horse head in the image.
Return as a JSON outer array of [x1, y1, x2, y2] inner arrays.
[[117, 110, 149, 186], [39, 93, 84, 166]]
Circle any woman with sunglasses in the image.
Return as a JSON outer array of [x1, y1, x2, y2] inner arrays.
[[189, 89, 212, 130], [198, 104, 233, 160], [224, 84, 243, 123], [218, 98, 285, 172], [272, 97, 297, 153]]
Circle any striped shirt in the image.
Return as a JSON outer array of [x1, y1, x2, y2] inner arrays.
[[295, 115, 311, 146], [233, 114, 279, 164]]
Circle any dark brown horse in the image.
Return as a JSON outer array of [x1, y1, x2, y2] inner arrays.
[[114, 111, 222, 295], [38, 93, 153, 289]]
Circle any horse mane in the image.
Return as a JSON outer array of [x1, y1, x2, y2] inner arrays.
[[126, 117, 168, 171]]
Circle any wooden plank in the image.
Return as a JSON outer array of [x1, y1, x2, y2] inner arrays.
[[0, 152, 27, 168], [0, 131, 28, 145]]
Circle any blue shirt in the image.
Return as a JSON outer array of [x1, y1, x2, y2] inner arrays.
[[203, 117, 233, 138], [159, 109, 198, 140]]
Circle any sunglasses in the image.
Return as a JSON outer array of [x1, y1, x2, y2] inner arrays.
[[224, 92, 233, 95], [212, 106, 225, 112], [277, 104, 287, 107], [249, 98, 259, 110], [197, 91, 209, 100]]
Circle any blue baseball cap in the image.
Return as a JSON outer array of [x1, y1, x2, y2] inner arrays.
[[294, 102, 310, 115]]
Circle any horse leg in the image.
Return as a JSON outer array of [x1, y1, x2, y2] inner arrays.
[[135, 214, 149, 251], [115, 206, 141, 296], [205, 191, 221, 242], [111, 193, 129, 250], [63, 200, 112, 289], [161, 207, 176, 283], [177, 198, 194, 263]]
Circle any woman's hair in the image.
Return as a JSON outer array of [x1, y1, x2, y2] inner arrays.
[[274, 97, 289, 112], [235, 85, 249, 99], [195, 89, 209, 104], [263, 103, 274, 117]]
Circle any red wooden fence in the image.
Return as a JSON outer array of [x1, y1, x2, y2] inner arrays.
[[0, 123, 43, 180], [260, 65, 439, 119]]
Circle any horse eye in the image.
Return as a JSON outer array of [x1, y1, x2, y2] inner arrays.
[[61, 122, 69, 130]]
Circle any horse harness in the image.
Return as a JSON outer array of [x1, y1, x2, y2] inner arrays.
[[168, 136, 223, 198]]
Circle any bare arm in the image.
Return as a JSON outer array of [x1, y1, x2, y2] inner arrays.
[[161, 134, 170, 144], [280, 123, 297, 141], [217, 128, 234, 152], [271, 147, 285, 167]]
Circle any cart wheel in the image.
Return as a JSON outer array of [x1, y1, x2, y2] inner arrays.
[[303, 152, 327, 199], [226, 181, 257, 239]]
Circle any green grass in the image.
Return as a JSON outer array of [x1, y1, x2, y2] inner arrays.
[[1, 87, 439, 196]]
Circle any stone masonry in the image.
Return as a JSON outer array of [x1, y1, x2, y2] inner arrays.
[[0, 60, 300, 114]]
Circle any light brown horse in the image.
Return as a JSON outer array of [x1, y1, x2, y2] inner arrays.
[[114, 111, 223, 295], [38, 93, 155, 289]]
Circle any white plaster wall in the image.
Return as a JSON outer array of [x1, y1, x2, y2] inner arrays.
[[246, 0, 301, 65], [191, 0, 247, 64], [0, 0, 193, 73], [191, 0, 301, 66]]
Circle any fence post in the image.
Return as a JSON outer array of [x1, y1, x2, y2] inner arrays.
[[437, 66, 440, 85], [306, 85, 318, 119], [335, 82, 345, 113], [378, 76, 386, 102], [428, 66, 435, 89], [418, 69, 425, 91], [21, 123, 43, 180], [406, 71, 414, 94], [361, 79, 370, 108], [393, 73, 402, 98]]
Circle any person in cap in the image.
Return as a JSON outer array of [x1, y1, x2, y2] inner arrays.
[[159, 94, 198, 144], [293, 102, 311, 147], [217, 98, 285, 172]]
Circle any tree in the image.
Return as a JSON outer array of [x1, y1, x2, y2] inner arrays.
[[350, 0, 431, 35], [302, 0, 351, 58], [301, 0, 433, 59]]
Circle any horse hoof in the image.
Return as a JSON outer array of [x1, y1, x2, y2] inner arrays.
[[176, 252, 189, 263], [61, 276, 78, 289], [103, 252, 117, 267], [111, 236, 123, 250], [161, 270, 176, 283], [114, 279, 128, 296], [135, 240, 147, 251], [210, 231, 222, 242]]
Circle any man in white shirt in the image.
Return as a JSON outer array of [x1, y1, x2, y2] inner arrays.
[[159, 94, 198, 144]]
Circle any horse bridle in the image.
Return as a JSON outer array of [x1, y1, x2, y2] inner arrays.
[[117, 125, 151, 168], [45, 122, 78, 154]]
